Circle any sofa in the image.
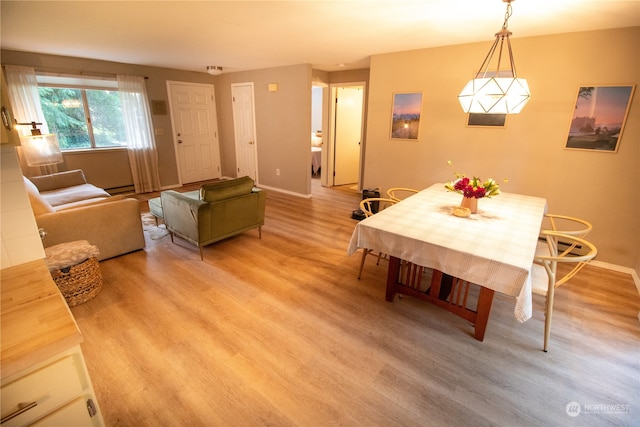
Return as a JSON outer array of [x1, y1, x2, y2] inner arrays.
[[157, 176, 266, 259], [23, 169, 145, 261]]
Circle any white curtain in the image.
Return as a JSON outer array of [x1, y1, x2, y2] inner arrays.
[[117, 74, 161, 193], [4, 65, 57, 175]]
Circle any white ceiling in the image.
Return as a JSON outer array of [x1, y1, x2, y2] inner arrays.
[[1, 0, 639, 74]]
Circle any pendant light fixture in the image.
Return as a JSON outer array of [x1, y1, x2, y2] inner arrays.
[[458, 0, 531, 114]]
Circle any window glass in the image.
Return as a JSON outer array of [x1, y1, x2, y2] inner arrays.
[[39, 87, 91, 149], [38, 83, 127, 150], [86, 90, 127, 148]]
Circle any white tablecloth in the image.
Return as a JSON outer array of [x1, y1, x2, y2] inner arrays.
[[347, 183, 547, 322]]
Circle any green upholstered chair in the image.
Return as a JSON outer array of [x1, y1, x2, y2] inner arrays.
[[160, 177, 266, 260]]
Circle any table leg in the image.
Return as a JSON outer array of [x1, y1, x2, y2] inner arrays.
[[428, 270, 453, 301], [385, 256, 401, 302], [386, 256, 496, 341], [474, 286, 495, 341]]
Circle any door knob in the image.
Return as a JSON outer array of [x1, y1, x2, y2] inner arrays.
[[178, 140, 183, 144]]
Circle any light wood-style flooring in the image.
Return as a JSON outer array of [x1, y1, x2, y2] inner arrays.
[[71, 180, 640, 426]]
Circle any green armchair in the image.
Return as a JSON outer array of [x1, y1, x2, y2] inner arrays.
[[160, 177, 266, 259]]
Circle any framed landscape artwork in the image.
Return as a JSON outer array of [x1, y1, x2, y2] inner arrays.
[[565, 85, 635, 153], [466, 113, 507, 128], [390, 92, 422, 140]]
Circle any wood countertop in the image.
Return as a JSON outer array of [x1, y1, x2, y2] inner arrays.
[[1, 259, 83, 380]]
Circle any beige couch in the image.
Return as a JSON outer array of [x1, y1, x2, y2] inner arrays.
[[23, 169, 145, 261]]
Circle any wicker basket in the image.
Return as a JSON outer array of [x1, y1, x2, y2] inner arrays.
[[51, 257, 103, 307]]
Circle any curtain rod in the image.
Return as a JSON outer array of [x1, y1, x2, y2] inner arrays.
[[31, 66, 148, 79]]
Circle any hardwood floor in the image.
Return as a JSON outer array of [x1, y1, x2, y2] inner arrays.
[[71, 180, 639, 426]]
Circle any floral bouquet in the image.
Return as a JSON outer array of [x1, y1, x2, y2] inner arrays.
[[444, 161, 504, 199]]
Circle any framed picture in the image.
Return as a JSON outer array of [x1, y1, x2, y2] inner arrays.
[[565, 85, 636, 153], [390, 92, 422, 140], [466, 113, 507, 128]]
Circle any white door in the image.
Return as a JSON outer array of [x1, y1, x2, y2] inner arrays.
[[333, 86, 364, 186], [167, 81, 221, 184], [231, 83, 258, 181]]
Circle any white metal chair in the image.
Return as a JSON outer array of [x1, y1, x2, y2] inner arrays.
[[386, 187, 419, 202], [536, 214, 592, 257], [531, 230, 597, 352], [357, 197, 397, 279]]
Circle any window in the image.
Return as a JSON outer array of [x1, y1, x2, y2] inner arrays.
[[37, 75, 127, 150]]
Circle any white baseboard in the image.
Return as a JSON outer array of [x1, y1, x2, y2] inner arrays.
[[590, 260, 640, 295], [256, 183, 312, 199]]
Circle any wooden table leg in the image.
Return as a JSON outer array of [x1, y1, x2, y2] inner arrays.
[[385, 257, 495, 341], [428, 270, 453, 301], [385, 256, 401, 302], [473, 286, 495, 341]]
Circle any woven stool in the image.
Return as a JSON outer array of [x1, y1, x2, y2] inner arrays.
[[45, 240, 102, 307]]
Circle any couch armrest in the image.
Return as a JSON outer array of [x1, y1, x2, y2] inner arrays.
[[160, 190, 209, 245], [29, 169, 88, 192], [36, 198, 145, 261]]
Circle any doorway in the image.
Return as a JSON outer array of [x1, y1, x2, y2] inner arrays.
[[327, 82, 365, 188], [231, 83, 258, 182], [311, 84, 327, 186], [167, 81, 221, 184]]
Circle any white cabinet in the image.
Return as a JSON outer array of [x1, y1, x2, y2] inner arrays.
[[1, 345, 103, 426], [1, 260, 104, 426]]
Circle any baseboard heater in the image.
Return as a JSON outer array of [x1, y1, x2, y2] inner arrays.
[[537, 237, 585, 256], [107, 185, 135, 195]]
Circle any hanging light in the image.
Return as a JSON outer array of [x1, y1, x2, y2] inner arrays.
[[458, 0, 531, 114], [207, 66, 223, 76], [16, 121, 63, 167]]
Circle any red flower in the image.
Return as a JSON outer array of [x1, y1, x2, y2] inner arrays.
[[454, 177, 469, 192]]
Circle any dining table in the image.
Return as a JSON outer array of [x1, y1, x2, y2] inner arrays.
[[347, 183, 548, 340]]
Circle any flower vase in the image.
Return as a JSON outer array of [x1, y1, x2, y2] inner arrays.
[[460, 196, 478, 214]]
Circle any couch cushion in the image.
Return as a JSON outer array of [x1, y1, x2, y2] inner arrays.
[[29, 169, 87, 192], [23, 177, 54, 215], [41, 183, 111, 207], [54, 194, 126, 211], [200, 177, 254, 203]]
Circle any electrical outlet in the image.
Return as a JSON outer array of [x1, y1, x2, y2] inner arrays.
[[276, 168, 280, 176]]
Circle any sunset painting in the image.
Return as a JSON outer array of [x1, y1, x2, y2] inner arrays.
[[391, 92, 422, 140], [566, 85, 635, 152]]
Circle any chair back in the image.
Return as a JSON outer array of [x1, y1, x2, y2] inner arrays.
[[534, 230, 597, 290], [541, 214, 592, 256], [387, 187, 419, 202], [360, 198, 397, 218]]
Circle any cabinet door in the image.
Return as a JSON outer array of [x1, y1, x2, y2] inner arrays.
[[1, 355, 84, 426]]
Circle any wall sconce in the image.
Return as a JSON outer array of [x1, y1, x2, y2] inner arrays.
[[458, 0, 531, 114], [16, 121, 63, 167], [207, 66, 223, 76]]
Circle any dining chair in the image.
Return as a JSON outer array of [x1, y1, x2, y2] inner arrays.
[[386, 187, 419, 202], [531, 230, 597, 352], [357, 197, 397, 279], [536, 214, 593, 257]]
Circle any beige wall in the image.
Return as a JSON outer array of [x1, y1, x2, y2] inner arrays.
[[1, 49, 216, 190], [216, 64, 313, 195], [3, 27, 638, 270], [1, 51, 318, 196], [363, 27, 639, 268]]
